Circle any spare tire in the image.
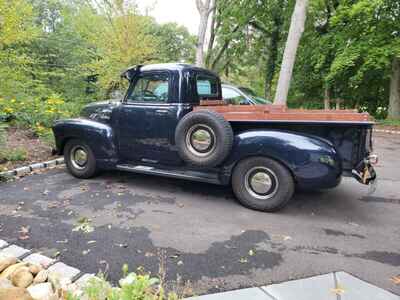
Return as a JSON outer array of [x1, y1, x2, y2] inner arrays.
[[175, 110, 233, 167]]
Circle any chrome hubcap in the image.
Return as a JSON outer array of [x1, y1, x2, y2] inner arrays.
[[245, 167, 279, 200], [186, 124, 216, 157], [70, 146, 88, 170]]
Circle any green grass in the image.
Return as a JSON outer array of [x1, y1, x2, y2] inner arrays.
[[0, 148, 27, 162], [376, 119, 400, 126]]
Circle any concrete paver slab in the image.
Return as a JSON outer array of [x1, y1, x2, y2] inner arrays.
[[335, 271, 400, 300], [48, 262, 81, 281], [186, 288, 273, 300], [0, 244, 30, 258], [262, 273, 337, 300], [0, 239, 8, 249], [23, 253, 55, 268]]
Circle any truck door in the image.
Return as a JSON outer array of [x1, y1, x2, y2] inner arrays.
[[118, 71, 181, 165]]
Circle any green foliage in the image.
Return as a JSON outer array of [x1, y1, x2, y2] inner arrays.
[[68, 269, 179, 300]]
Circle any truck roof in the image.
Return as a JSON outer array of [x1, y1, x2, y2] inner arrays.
[[124, 63, 218, 78]]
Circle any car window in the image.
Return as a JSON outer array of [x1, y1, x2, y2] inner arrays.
[[128, 73, 169, 103], [196, 75, 218, 99], [222, 87, 247, 105]]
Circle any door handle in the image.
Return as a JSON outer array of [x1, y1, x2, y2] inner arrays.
[[155, 109, 169, 115]]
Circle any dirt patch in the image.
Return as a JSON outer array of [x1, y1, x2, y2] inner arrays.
[[0, 127, 56, 170]]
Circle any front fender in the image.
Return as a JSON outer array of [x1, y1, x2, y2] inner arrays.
[[223, 130, 342, 189], [52, 118, 117, 165]]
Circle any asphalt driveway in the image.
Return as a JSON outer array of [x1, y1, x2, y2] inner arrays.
[[0, 133, 399, 296]]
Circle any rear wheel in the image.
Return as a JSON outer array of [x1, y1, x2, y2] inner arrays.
[[232, 157, 294, 212], [64, 139, 98, 179]]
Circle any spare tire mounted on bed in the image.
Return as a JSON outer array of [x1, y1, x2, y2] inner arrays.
[[175, 110, 233, 167]]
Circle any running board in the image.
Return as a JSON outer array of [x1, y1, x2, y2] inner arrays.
[[116, 164, 222, 185]]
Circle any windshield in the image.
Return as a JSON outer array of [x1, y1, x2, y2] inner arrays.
[[239, 87, 257, 97]]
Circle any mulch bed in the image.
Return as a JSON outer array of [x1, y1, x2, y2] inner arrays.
[[0, 127, 56, 171]]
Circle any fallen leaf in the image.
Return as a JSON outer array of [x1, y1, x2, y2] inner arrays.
[[331, 286, 345, 295], [82, 249, 90, 255], [239, 257, 248, 263], [177, 260, 183, 266], [390, 275, 400, 285], [248, 249, 255, 256], [87, 240, 96, 245]]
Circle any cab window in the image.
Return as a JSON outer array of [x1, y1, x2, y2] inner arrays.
[[196, 74, 219, 99], [128, 73, 169, 103]]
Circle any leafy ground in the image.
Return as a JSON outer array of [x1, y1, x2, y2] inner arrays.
[[0, 127, 55, 172]]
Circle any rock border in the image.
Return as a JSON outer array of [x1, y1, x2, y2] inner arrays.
[[0, 157, 65, 178], [0, 239, 95, 297]]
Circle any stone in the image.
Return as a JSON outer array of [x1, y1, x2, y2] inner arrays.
[[335, 271, 400, 300], [28, 264, 43, 275], [0, 278, 13, 289], [15, 166, 31, 176], [74, 273, 96, 288], [45, 160, 57, 168], [0, 256, 17, 273], [33, 269, 49, 284], [27, 282, 56, 300], [0, 262, 28, 279], [23, 253, 55, 269], [262, 273, 337, 300], [0, 287, 34, 300], [186, 288, 273, 300], [0, 240, 8, 249], [11, 268, 34, 288], [0, 245, 30, 259], [47, 262, 80, 282], [29, 163, 44, 171], [55, 158, 65, 165]]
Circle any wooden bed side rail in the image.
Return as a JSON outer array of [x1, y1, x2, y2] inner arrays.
[[194, 103, 372, 122]]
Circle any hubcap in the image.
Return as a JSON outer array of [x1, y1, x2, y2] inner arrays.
[[244, 167, 279, 200], [186, 124, 216, 157], [70, 146, 88, 170]]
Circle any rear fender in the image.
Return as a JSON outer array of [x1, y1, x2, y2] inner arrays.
[[52, 119, 117, 164], [222, 130, 342, 189]]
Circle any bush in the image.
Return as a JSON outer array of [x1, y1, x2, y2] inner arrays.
[[0, 94, 84, 138], [67, 265, 180, 300]]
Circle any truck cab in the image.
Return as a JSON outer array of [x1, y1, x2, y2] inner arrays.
[[53, 63, 377, 212]]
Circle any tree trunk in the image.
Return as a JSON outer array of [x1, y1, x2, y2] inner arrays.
[[388, 57, 400, 119], [335, 99, 341, 110], [274, 0, 309, 105], [265, 17, 281, 99], [195, 0, 215, 67], [324, 87, 330, 110]]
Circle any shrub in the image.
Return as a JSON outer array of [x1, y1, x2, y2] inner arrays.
[[0, 94, 84, 137], [67, 265, 180, 300]]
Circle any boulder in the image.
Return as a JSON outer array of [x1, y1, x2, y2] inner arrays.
[[0, 278, 13, 289], [27, 282, 56, 300], [0, 262, 28, 279], [0, 257, 17, 273], [0, 287, 34, 300], [33, 269, 48, 284], [11, 268, 34, 288], [28, 264, 42, 275]]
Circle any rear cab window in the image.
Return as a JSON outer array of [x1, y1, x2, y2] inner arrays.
[[195, 74, 221, 101]]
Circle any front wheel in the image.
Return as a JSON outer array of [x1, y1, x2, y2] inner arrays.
[[232, 157, 294, 212], [64, 139, 98, 179]]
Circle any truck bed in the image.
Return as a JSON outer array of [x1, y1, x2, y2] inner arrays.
[[194, 102, 372, 123]]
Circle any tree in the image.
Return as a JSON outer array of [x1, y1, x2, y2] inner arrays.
[[195, 0, 215, 66], [274, 0, 309, 105], [389, 58, 400, 119]]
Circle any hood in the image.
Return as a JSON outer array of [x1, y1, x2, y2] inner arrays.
[[80, 100, 121, 124]]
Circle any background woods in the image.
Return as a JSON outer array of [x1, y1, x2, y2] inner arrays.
[[0, 0, 399, 152]]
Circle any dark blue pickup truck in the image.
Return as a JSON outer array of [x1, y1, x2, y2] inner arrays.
[[52, 63, 377, 212]]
